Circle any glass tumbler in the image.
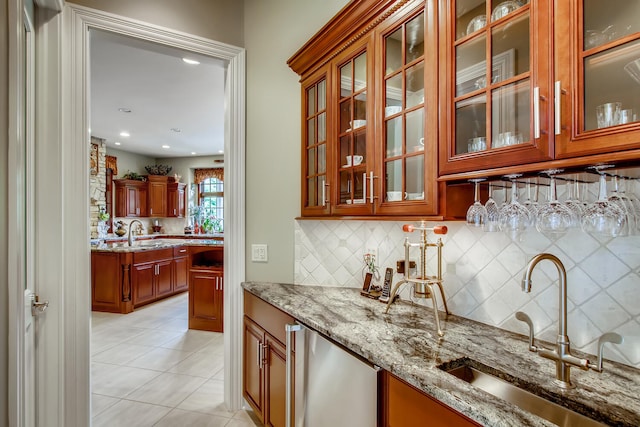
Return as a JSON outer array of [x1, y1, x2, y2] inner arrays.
[[596, 102, 621, 128]]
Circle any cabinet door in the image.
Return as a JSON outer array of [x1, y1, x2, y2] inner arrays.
[[189, 269, 223, 332], [555, 1, 640, 158], [148, 180, 167, 217], [331, 37, 376, 215], [176, 186, 185, 217], [155, 259, 173, 297], [132, 262, 155, 306], [91, 252, 122, 312], [264, 334, 288, 427], [301, 68, 331, 216], [243, 318, 265, 423], [439, 0, 553, 175], [376, 5, 439, 215], [173, 256, 188, 292]]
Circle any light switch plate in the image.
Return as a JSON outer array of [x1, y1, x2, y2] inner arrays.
[[251, 244, 268, 262]]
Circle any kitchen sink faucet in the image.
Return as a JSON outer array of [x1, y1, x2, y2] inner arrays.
[[128, 219, 144, 246], [516, 253, 622, 389]]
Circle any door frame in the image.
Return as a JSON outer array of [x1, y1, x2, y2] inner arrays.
[[28, 4, 246, 425]]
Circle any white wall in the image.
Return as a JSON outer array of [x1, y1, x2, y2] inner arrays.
[[244, 0, 350, 282], [105, 147, 155, 178]]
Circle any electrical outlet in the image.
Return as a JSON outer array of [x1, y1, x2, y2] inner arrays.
[[251, 244, 268, 262]]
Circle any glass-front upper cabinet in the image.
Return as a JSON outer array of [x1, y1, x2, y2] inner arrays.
[[439, 0, 553, 175], [331, 37, 375, 215], [376, 4, 439, 215], [301, 69, 330, 216], [555, 0, 640, 158]]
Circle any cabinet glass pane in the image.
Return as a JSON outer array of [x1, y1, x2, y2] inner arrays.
[[318, 80, 326, 110], [456, 0, 487, 40], [355, 131, 367, 160], [405, 13, 424, 64], [307, 177, 317, 206], [584, 0, 640, 50], [386, 74, 403, 109], [584, 39, 640, 131], [340, 135, 350, 167], [340, 62, 352, 97], [491, 80, 530, 148], [385, 159, 403, 200], [317, 177, 325, 206], [386, 116, 402, 157], [456, 35, 487, 97], [340, 99, 352, 133], [355, 92, 367, 123], [386, 28, 402, 75], [354, 52, 367, 91], [318, 112, 326, 143], [455, 95, 486, 154], [491, 13, 529, 83], [339, 172, 365, 203], [307, 86, 316, 115], [406, 156, 424, 198], [307, 118, 315, 147], [308, 148, 316, 175], [318, 144, 326, 173], [406, 62, 425, 108], [406, 108, 424, 154]]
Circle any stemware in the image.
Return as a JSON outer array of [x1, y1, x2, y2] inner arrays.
[[498, 174, 532, 237], [608, 176, 637, 235], [484, 183, 501, 232], [522, 178, 539, 220], [466, 178, 487, 227], [581, 172, 627, 237], [563, 175, 585, 227], [535, 170, 576, 238]]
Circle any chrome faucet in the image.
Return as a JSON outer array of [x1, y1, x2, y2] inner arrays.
[[128, 219, 144, 246], [516, 253, 622, 389]]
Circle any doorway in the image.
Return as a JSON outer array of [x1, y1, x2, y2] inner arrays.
[[56, 4, 246, 424]]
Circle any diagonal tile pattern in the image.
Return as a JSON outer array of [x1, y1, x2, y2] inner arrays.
[[91, 293, 260, 426]]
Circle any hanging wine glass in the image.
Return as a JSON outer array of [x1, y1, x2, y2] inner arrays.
[[581, 170, 627, 238], [522, 178, 539, 222], [624, 177, 640, 232], [466, 178, 488, 227], [608, 175, 637, 235], [484, 182, 500, 232], [563, 175, 585, 227], [498, 174, 532, 238], [536, 169, 576, 238]]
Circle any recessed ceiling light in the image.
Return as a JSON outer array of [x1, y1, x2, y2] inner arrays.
[[114, 142, 121, 146], [120, 131, 130, 137], [182, 58, 200, 65], [191, 152, 197, 155], [162, 145, 170, 149], [118, 107, 132, 113], [218, 150, 224, 154], [170, 128, 181, 133]]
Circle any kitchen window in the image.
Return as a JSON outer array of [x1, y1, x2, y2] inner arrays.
[[198, 177, 224, 231]]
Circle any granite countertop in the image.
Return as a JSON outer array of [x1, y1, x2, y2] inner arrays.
[[242, 282, 640, 427], [92, 237, 223, 252]]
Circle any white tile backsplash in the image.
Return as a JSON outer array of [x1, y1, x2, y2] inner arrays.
[[294, 219, 640, 368]]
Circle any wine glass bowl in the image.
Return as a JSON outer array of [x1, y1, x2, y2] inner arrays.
[[536, 170, 576, 238], [498, 174, 532, 238], [466, 179, 488, 227], [581, 173, 627, 237]]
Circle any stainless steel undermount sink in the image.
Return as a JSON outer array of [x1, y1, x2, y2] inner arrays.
[[440, 359, 607, 427]]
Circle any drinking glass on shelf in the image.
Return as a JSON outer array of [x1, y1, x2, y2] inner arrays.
[[563, 176, 586, 227], [498, 174, 532, 238], [535, 170, 576, 238], [466, 178, 487, 227], [484, 183, 501, 232], [581, 172, 627, 238]]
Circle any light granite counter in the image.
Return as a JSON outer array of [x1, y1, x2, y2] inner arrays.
[[91, 238, 223, 253], [242, 282, 640, 427]]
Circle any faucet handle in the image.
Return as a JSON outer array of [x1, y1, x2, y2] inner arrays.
[[588, 332, 623, 373], [515, 311, 539, 352]]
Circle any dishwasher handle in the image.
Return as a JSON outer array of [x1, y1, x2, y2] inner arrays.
[[285, 323, 302, 427]]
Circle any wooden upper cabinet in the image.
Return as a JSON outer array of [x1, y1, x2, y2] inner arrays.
[[168, 182, 186, 218], [114, 179, 148, 217], [147, 175, 168, 217], [554, 0, 640, 159], [291, 0, 439, 217], [439, 0, 553, 175]]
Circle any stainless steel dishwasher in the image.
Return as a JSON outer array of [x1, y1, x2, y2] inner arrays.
[[285, 323, 379, 427]]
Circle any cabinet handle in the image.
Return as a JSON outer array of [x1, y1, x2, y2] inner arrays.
[[554, 80, 565, 135], [257, 342, 262, 367], [150, 208, 153, 215], [369, 171, 376, 204], [362, 172, 367, 204], [533, 86, 541, 139], [174, 208, 177, 215], [322, 181, 329, 207], [136, 208, 140, 215], [285, 323, 302, 427]]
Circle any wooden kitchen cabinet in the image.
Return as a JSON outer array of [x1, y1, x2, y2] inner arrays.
[[173, 246, 189, 292], [131, 248, 174, 306], [147, 175, 168, 217], [381, 371, 481, 427], [243, 291, 295, 427], [167, 182, 186, 218], [188, 245, 224, 332], [114, 179, 148, 217], [291, 0, 441, 217]]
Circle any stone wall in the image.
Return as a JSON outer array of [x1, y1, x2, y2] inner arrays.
[[89, 137, 107, 238]]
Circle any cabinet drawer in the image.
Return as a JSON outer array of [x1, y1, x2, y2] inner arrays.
[[133, 248, 173, 264], [173, 246, 188, 257], [244, 291, 294, 345]]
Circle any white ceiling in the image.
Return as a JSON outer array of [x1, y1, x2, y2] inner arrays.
[[90, 29, 226, 158]]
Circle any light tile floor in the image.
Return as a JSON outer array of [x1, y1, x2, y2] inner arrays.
[[91, 292, 261, 427]]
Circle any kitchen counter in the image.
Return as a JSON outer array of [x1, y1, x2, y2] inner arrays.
[[242, 282, 640, 427], [92, 237, 223, 252]]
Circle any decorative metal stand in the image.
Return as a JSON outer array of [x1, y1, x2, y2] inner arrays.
[[384, 221, 450, 336]]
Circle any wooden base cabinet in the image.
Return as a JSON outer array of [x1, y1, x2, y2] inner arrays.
[[173, 247, 189, 292], [188, 269, 223, 332], [243, 291, 294, 427], [381, 371, 480, 427]]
